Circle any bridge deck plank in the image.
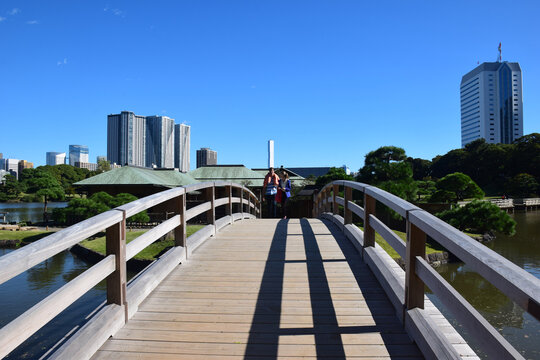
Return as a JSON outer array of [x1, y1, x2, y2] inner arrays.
[[93, 219, 423, 359]]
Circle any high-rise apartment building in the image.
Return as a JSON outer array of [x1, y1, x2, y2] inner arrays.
[[460, 62, 523, 147], [146, 116, 175, 168], [174, 124, 190, 172], [108, 111, 147, 167], [4, 159, 19, 179], [69, 145, 89, 166], [46, 152, 66, 166], [196, 148, 217, 168]]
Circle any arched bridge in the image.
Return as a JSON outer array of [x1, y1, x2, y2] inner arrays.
[[0, 181, 539, 359]]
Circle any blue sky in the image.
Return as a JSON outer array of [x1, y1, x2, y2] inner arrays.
[[1, 1, 539, 171]]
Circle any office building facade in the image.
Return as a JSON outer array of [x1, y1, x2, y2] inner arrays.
[[196, 148, 217, 168], [69, 145, 89, 166], [4, 159, 19, 179], [108, 111, 147, 167], [146, 116, 175, 168], [175, 124, 190, 172], [46, 152, 66, 166], [460, 62, 523, 147]]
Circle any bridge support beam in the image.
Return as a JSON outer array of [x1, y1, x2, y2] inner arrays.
[[206, 184, 216, 233]]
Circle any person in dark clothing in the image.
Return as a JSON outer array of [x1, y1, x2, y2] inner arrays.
[[278, 171, 291, 219]]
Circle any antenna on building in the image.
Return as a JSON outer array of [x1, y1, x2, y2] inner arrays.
[[497, 42, 502, 62]]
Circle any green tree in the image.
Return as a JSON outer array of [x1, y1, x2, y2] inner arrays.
[[26, 171, 65, 221], [0, 174, 23, 201], [406, 157, 432, 180], [315, 167, 354, 186], [357, 146, 417, 202], [430, 172, 484, 203], [416, 180, 437, 202], [505, 173, 539, 198], [97, 159, 111, 172], [437, 200, 516, 236]]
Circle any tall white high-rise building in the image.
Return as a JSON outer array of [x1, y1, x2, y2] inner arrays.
[[46, 152, 66, 166], [108, 111, 147, 167], [146, 116, 175, 168], [460, 62, 523, 147], [268, 140, 274, 168], [69, 145, 89, 166], [175, 124, 190, 172]]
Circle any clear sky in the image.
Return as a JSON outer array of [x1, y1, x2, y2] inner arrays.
[[1, 1, 539, 171]]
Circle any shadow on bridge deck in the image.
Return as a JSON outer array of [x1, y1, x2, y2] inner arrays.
[[93, 218, 422, 359]]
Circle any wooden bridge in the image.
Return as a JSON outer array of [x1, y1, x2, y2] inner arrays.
[[0, 181, 539, 359]]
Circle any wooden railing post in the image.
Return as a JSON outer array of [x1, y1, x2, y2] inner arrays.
[[405, 218, 426, 310], [174, 190, 186, 252], [324, 187, 331, 213], [344, 185, 352, 225], [106, 211, 127, 320], [206, 184, 216, 232], [363, 192, 376, 248], [240, 187, 244, 218], [226, 184, 233, 224], [333, 184, 339, 215]]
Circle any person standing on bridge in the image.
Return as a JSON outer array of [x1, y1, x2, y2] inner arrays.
[[278, 171, 291, 219], [263, 167, 280, 218]]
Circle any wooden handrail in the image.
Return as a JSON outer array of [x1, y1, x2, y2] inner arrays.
[[314, 180, 539, 359], [0, 181, 260, 359]]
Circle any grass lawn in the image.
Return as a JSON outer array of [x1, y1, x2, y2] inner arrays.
[[0, 230, 55, 246], [356, 226, 443, 259], [80, 225, 205, 261]]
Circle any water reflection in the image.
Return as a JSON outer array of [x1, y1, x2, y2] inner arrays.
[[432, 211, 540, 359], [0, 202, 67, 224]]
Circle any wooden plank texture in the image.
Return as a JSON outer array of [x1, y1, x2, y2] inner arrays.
[[92, 219, 422, 359]]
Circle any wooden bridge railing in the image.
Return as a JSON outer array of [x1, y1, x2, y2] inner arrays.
[[0, 181, 260, 360], [314, 180, 540, 360]]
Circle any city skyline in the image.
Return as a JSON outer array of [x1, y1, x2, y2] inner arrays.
[[1, 1, 539, 171]]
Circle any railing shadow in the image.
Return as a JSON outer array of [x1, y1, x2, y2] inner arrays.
[[244, 218, 418, 359]]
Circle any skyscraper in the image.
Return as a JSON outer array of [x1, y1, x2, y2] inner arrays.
[[146, 116, 175, 168], [175, 124, 191, 172], [69, 145, 89, 166], [107, 111, 147, 167], [46, 152, 66, 166], [196, 148, 217, 168], [460, 62, 523, 147]]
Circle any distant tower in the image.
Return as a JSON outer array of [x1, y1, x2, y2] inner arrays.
[[174, 124, 191, 172], [46, 152, 66, 166], [69, 145, 89, 166], [268, 140, 274, 168], [460, 60, 523, 147], [196, 148, 217, 168]]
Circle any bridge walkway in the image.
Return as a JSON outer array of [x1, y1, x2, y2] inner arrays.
[[92, 218, 424, 359]]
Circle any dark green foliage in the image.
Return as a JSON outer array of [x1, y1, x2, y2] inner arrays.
[[0, 174, 23, 200], [357, 146, 417, 202], [416, 180, 437, 201], [97, 159, 111, 172], [315, 167, 354, 186], [505, 173, 539, 198], [437, 200, 516, 236], [407, 157, 432, 180], [53, 192, 149, 225], [430, 172, 484, 203]]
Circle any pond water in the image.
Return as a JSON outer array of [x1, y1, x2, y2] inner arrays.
[[428, 210, 540, 359], [0, 248, 107, 359], [0, 202, 67, 224]]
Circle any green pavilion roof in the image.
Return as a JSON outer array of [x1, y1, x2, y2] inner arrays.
[[75, 166, 198, 188], [189, 165, 264, 186]]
